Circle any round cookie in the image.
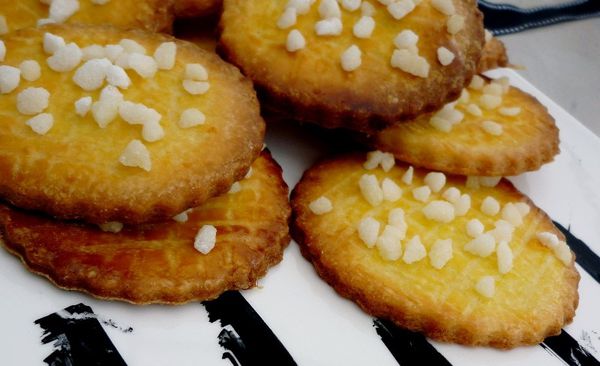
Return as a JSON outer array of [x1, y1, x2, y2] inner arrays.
[[291, 153, 579, 348], [477, 36, 509, 73], [175, 0, 222, 18], [0, 24, 264, 225], [374, 76, 559, 176], [0, 151, 290, 304], [219, 0, 485, 133], [0, 0, 174, 34]]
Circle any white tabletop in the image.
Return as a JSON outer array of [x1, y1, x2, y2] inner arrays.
[[500, 17, 600, 137]]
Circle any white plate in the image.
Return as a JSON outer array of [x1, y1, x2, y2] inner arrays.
[[1, 68, 599, 366]]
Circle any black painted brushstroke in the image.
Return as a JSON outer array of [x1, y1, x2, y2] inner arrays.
[[373, 319, 452, 366], [203, 291, 296, 366], [34, 303, 127, 366], [537, 223, 600, 365], [555, 221, 600, 284], [542, 330, 600, 366]]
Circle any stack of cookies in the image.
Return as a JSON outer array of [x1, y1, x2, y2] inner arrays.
[[0, 1, 290, 304], [217, 0, 578, 348], [0, 0, 580, 350]]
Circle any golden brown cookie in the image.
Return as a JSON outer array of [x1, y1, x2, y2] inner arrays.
[[0, 24, 264, 225], [373, 76, 559, 176], [0, 0, 174, 34], [291, 153, 579, 348], [0, 151, 290, 304], [175, 0, 222, 18], [219, 0, 484, 133], [477, 36, 509, 73]]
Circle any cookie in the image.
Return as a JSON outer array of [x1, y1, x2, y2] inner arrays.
[[477, 36, 509, 73], [373, 76, 559, 176], [0, 24, 264, 225], [219, 0, 484, 133], [291, 153, 579, 348], [175, 0, 222, 18], [0, 0, 173, 34], [0, 151, 290, 304]]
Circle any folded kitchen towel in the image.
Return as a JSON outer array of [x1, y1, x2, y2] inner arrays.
[[479, 0, 600, 35]]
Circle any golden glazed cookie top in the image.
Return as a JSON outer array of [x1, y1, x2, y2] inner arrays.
[[291, 153, 579, 348], [0, 0, 174, 34], [219, 0, 484, 133], [374, 76, 559, 176], [0, 151, 290, 304], [0, 24, 264, 225]]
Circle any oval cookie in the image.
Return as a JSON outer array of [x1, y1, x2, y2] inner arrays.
[[477, 36, 509, 73], [0, 151, 290, 304], [374, 76, 559, 176], [219, 0, 484, 133], [291, 153, 579, 348], [0, 24, 264, 225], [0, 0, 173, 34]]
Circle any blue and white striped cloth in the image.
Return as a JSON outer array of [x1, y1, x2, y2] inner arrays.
[[478, 0, 600, 35]]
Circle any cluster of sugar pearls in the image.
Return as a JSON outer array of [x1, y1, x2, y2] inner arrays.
[[280, 0, 314, 52], [465, 76, 516, 136], [422, 176, 525, 297], [363, 150, 395, 172], [38, 32, 208, 172], [390, 29, 429, 78], [429, 101, 464, 132], [352, 157, 551, 281], [359, 172, 403, 205], [536, 231, 573, 266], [0, 38, 56, 134], [342, 157, 567, 299], [183, 63, 210, 95], [280, 0, 465, 76], [386, 0, 463, 74], [35, 0, 111, 27], [119, 101, 164, 142], [431, 76, 519, 135]]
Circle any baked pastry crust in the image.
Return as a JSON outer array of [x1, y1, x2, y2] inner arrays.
[[174, 0, 222, 18], [0, 0, 174, 33], [291, 154, 579, 348], [0, 151, 290, 304], [477, 37, 509, 73], [219, 0, 484, 133], [0, 24, 264, 225], [374, 78, 559, 176]]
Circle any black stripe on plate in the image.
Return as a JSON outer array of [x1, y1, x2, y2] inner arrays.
[[373, 318, 452, 366], [542, 330, 600, 366], [203, 291, 297, 366], [539, 222, 600, 365], [555, 221, 600, 283], [34, 303, 127, 366]]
